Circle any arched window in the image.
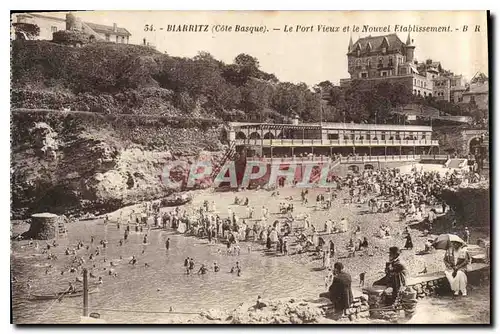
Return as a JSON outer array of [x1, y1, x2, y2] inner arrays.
[[388, 56, 393, 66], [263, 132, 275, 139], [249, 132, 261, 139], [348, 165, 360, 173], [236, 131, 246, 139]]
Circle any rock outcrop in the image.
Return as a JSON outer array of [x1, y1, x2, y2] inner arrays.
[[228, 298, 325, 324], [11, 110, 225, 218], [438, 181, 489, 228]]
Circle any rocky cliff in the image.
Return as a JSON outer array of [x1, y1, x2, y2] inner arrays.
[[11, 109, 226, 218], [438, 181, 490, 228]]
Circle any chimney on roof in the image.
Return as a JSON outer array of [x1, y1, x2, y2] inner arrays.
[[113, 23, 117, 33]]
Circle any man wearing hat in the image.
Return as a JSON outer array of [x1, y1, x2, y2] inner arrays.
[[373, 246, 408, 304]]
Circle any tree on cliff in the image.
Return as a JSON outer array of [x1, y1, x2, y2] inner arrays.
[[12, 22, 40, 40], [234, 53, 260, 75]]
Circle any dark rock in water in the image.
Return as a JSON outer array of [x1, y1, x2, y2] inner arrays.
[[22, 213, 59, 240]]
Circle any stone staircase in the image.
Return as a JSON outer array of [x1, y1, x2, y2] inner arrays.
[[445, 158, 468, 169], [57, 217, 68, 238], [211, 141, 236, 181]]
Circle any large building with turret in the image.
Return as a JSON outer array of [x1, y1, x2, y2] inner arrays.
[[340, 33, 466, 102]]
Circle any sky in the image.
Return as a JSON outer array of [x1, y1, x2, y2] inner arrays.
[[18, 10, 489, 86]]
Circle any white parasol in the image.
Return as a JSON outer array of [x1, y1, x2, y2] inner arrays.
[[432, 234, 466, 250]]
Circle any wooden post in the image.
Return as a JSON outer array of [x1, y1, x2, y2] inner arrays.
[[83, 268, 89, 317]]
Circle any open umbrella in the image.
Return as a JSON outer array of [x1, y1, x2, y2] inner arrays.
[[432, 234, 466, 250]]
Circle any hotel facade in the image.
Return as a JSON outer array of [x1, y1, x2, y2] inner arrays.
[[228, 121, 439, 159]]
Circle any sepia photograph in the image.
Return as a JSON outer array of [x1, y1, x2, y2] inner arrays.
[[10, 10, 490, 324]]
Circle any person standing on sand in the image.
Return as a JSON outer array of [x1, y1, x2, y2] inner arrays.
[[329, 240, 335, 257], [404, 234, 413, 250], [328, 262, 353, 316], [266, 235, 272, 250], [165, 238, 170, 250], [323, 249, 331, 269]]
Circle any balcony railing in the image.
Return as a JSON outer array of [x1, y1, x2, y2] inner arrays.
[[246, 156, 335, 164], [234, 139, 439, 147], [245, 154, 450, 164]]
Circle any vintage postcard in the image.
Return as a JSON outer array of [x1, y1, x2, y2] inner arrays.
[[10, 10, 490, 324]]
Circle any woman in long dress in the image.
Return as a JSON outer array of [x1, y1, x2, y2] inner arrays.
[[312, 231, 319, 246], [444, 241, 470, 296], [270, 228, 278, 243], [339, 218, 348, 233], [324, 249, 331, 269]]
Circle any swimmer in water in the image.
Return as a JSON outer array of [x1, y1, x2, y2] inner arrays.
[[214, 262, 220, 272], [129, 256, 137, 265], [198, 264, 207, 275], [189, 258, 195, 270], [236, 262, 241, 276]]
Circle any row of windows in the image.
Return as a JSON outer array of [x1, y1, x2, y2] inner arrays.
[[434, 81, 448, 87], [413, 78, 428, 88], [413, 90, 432, 97], [327, 134, 427, 140], [356, 46, 391, 56], [359, 70, 391, 78], [105, 34, 127, 43], [238, 131, 431, 141], [353, 55, 404, 67]]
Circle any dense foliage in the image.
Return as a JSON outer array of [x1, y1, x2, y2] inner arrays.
[[11, 40, 477, 124], [12, 23, 40, 39]]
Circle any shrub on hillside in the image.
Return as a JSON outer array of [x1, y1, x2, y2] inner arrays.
[[52, 30, 91, 46]]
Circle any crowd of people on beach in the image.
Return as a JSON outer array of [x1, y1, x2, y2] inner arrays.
[[16, 161, 485, 315]]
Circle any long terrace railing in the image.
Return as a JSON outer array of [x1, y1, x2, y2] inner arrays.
[[234, 138, 439, 147], [245, 154, 450, 164]]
